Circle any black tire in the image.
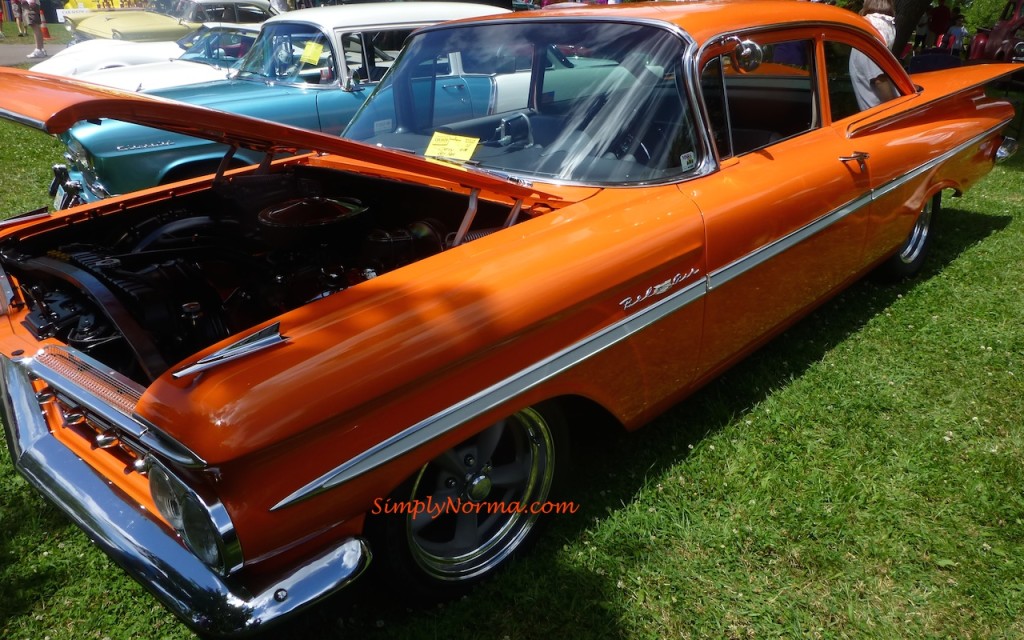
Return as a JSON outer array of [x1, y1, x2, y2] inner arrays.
[[877, 192, 938, 280], [367, 402, 569, 600]]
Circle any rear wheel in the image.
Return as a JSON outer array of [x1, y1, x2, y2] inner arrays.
[[877, 192, 938, 280], [369, 403, 568, 599]]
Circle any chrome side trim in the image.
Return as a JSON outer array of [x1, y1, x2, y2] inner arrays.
[[0, 353, 371, 638], [274, 120, 1010, 511], [172, 322, 288, 379], [871, 121, 1010, 201], [272, 276, 707, 511], [708, 192, 871, 289], [712, 121, 1008, 289]]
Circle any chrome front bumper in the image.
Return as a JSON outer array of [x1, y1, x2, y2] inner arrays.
[[0, 353, 370, 637]]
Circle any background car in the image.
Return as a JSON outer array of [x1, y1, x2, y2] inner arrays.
[[63, 0, 276, 42], [70, 23, 260, 91], [0, 1, 1017, 637], [968, 0, 1024, 61], [50, 1, 510, 209], [32, 23, 258, 84]]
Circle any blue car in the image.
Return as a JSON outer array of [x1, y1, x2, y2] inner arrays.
[[52, 2, 508, 209]]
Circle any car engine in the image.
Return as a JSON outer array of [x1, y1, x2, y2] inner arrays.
[[0, 173, 470, 384]]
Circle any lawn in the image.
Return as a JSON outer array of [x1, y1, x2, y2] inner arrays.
[[0, 108, 1022, 639]]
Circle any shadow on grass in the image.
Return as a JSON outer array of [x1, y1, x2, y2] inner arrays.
[[264, 204, 1012, 639]]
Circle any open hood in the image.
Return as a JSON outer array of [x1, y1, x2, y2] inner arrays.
[[0, 68, 565, 204]]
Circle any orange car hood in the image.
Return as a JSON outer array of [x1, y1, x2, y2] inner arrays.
[[0, 67, 567, 205]]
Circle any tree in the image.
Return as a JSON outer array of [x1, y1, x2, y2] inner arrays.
[[894, 0, 933, 54]]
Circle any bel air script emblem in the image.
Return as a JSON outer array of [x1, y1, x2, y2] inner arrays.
[[619, 268, 700, 311]]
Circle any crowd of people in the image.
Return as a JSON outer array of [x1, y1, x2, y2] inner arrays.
[[914, 0, 970, 57]]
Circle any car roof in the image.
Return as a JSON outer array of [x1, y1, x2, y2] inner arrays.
[[445, 0, 875, 47], [191, 21, 263, 31], [262, 1, 509, 29], [191, 0, 274, 7]]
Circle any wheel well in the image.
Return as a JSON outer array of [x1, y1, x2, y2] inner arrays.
[[548, 394, 624, 442]]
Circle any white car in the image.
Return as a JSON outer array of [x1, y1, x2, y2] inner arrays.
[[74, 24, 260, 92], [30, 23, 256, 79]]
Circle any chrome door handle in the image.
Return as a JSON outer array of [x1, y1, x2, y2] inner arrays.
[[839, 151, 870, 169]]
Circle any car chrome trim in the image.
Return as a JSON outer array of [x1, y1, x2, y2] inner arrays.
[[0, 352, 371, 637], [15, 345, 206, 467], [275, 123, 1011, 510], [872, 121, 1011, 200], [172, 322, 288, 378], [147, 456, 245, 575], [708, 191, 872, 289], [713, 121, 1008, 288], [996, 136, 1017, 163], [272, 274, 707, 510]]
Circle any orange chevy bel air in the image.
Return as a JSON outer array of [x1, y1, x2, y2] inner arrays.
[[0, 1, 1017, 635]]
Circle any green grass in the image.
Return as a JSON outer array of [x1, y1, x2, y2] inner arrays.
[[1, 113, 1023, 639], [0, 19, 74, 46]]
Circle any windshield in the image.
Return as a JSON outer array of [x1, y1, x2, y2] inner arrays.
[[344, 21, 700, 185], [178, 27, 257, 68], [235, 23, 337, 85]]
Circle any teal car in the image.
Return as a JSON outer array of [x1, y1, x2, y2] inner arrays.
[[53, 2, 509, 209]]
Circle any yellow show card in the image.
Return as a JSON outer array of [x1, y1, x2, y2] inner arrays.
[[424, 132, 479, 163], [300, 42, 324, 66]]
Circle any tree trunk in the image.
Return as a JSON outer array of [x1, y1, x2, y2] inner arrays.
[[894, 0, 933, 54]]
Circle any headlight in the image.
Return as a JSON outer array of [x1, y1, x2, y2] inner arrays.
[[64, 137, 94, 174], [148, 461, 242, 575]]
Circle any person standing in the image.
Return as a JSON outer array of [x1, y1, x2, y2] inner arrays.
[[12, 0, 29, 36], [22, 0, 46, 58], [850, 0, 897, 110], [914, 11, 929, 51], [945, 15, 968, 56]]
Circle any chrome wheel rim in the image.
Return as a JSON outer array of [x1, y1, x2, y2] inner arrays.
[[406, 408, 555, 581], [898, 198, 933, 264]]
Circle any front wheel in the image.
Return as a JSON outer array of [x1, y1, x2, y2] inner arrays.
[[877, 192, 938, 280], [368, 403, 569, 599]]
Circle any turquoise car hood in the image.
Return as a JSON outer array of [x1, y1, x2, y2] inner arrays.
[[151, 77, 331, 114]]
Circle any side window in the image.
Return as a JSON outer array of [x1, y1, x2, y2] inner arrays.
[[237, 4, 270, 22], [345, 29, 410, 83], [825, 41, 899, 120], [700, 39, 817, 159]]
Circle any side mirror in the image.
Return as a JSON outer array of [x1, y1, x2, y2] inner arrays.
[[731, 39, 763, 74], [703, 36, 764, 74], [343, 75, 365, 92]]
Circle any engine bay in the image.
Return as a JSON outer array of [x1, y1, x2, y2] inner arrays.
[[0, 167, 519, 384]]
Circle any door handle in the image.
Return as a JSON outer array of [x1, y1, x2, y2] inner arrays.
[[839, 151, 870, 170]]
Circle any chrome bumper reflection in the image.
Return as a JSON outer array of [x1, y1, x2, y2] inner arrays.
[[0, 353, 370, 637], [996, 136, 1018, 164]]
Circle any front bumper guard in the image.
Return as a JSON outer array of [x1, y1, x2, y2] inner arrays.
[[0, 353, 370, 637]]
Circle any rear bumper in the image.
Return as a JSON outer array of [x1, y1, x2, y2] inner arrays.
[[0, 352, 370, 637]]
